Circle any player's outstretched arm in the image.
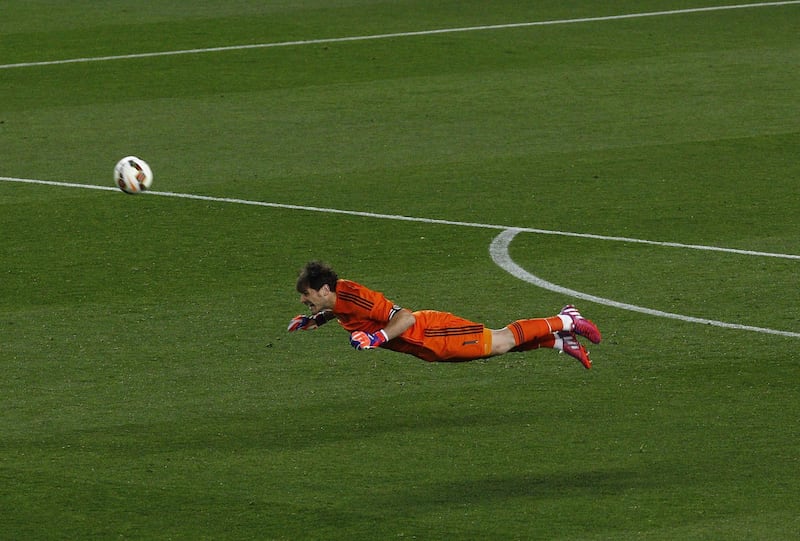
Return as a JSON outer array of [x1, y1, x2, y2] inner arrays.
[[287, 310, 334, 332]]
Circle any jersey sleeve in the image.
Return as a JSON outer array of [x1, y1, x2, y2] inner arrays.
[[333, 279, 402, 333]]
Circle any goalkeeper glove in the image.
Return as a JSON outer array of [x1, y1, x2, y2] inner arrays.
[[287, 313, 328, 332], [349, 330, 388, 350], [287, 315, 313, 332]]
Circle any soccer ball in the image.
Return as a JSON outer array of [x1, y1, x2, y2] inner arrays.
[[114, 156, 153, 194]]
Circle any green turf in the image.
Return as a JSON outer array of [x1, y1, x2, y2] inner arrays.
[[2, 1, 799, 539]]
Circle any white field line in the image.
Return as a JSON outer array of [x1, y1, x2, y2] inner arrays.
[[1, 1, 798, 70], [3, 176, 799, 261], [3, 175, 798, 337]]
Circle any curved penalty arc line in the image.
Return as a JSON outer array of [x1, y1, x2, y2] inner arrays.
[[489, 228, 800, 339]]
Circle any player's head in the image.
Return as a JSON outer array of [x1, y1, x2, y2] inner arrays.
[[296, 260, 338, 294]]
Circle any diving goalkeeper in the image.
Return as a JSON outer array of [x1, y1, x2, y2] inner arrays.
[[288, 261, 601, 369]]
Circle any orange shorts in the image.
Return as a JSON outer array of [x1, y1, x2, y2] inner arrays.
[[383, 310, 492, 362]]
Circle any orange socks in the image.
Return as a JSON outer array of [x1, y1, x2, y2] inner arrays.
[[508, 316, 565, 348], [510, 333, 556, 352]]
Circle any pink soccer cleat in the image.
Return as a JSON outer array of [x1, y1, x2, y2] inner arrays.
[[557, 331, 592, 369], [560, 305, 602, 344]]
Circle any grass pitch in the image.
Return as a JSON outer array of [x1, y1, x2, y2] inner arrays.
[[1, 1, 799, 539]]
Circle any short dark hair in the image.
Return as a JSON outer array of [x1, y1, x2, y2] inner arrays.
[[296, 261, 338, 293]]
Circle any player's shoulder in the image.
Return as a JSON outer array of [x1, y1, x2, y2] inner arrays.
[[336, 278, 356, 288], [336, 278, 363, 294], [335, 279, 384, 307]]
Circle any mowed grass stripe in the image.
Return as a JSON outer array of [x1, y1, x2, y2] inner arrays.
[[3, 175, 798, 338], [1, 1, 798, 70], [3, 175, 798, 261]]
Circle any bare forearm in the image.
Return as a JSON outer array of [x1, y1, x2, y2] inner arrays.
[[382, 309, 415, 340]]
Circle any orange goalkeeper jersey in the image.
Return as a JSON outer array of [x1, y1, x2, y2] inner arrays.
[[333, 279, 491, 362]]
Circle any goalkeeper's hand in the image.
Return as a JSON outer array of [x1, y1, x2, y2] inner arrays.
[[349, 330, 388, 350], [287, 314, 316, 332]]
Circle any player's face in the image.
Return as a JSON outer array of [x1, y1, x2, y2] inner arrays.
[[299, 285, 332, 314]]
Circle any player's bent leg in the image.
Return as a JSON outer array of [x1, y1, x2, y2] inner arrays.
[[508, 317, 564, 346]]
